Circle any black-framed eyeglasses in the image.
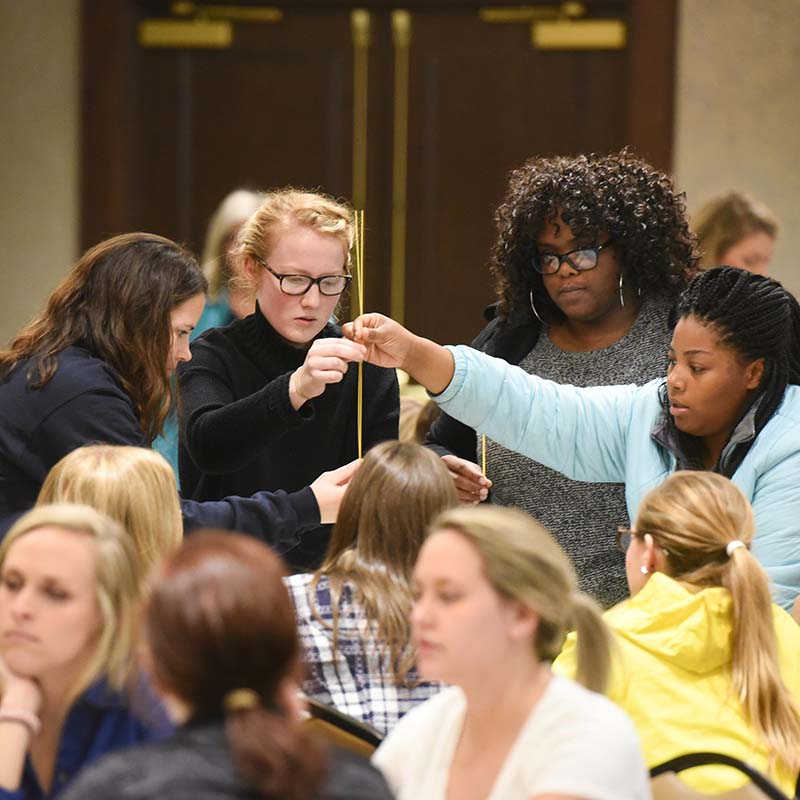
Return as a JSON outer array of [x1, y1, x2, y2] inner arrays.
[[533, 239, 614, 276], [616, 526, 670, 556], [257, 258, 351, 296]]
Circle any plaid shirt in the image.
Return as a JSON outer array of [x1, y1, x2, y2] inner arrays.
[[285, 573, 441, 736]]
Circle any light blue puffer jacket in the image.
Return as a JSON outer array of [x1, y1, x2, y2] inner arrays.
[[436, 345, 800, 610]]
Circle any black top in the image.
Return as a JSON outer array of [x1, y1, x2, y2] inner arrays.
[[178, 308, 399, 570], [0, 346, 319, 547], [60, 720, 395, 800]]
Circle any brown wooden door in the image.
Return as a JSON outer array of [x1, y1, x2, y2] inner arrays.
[[82, 0, 675, 345]]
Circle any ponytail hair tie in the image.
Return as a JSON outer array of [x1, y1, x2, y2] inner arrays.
[[726, 540, 747, 558], [224, 688, 261, 713]]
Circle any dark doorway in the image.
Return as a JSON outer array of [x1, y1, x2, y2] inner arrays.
[[82, 0, 676, 344]]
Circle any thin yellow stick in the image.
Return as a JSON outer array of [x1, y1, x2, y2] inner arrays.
[[356, 209, 365, 459], [481, 434, 487, 476]]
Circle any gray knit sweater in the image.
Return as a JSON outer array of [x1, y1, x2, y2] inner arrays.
[[486, 298, 673, 607]]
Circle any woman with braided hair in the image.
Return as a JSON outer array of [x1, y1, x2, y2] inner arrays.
[[426, 149, 697, 607], [554, 472, 800, 796], [344, 265, 800, 609]]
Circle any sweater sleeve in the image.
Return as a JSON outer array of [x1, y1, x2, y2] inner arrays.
[[435, 346, 636, 484], [179, 341, 309, 474], [180, 486, 320, 553]]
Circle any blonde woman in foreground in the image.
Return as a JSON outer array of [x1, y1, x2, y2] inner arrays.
[[38, 445, 183, 583], [0, 504, 165, 799], [554, 471, 800, 795], [373, 505, 649, 800]]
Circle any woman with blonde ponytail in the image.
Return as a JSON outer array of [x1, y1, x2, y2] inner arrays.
[[555, 470, 800, 795], [61, 531, 393, 800], [373, 505, 649, 800]]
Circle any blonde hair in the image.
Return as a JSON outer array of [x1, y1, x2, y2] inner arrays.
[[201, 189, 263, 300], [635, 471, 800, 774], [232, 188, 353, 298], [0, 503, 139, 699], [312, 441, 457, 684], [694, 191, 778, 270], [430, 505, 611, 693], [37, 445, 182, 582]]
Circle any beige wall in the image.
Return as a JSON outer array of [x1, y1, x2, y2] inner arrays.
[[673, 0, 800, 296], [0, 1, 79, 345], [1, 0, 798, 347]]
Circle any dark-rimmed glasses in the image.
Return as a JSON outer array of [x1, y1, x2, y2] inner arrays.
[[616, 526, 669, 556], [533, 239, 613, 276], [616, 526, 637, 553], [257, 258, 351, 296]]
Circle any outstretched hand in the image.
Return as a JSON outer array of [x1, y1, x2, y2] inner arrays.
[[343, 314, 456, 395], [310, 459, 361, 524], [341, 313, 415, 370], [441, 455, 492, 504]]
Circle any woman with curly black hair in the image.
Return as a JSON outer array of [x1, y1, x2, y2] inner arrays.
[[426, 150, 698, 607]]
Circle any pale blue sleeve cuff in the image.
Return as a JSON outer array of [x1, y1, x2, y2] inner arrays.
[[428, 345, 469, 404]]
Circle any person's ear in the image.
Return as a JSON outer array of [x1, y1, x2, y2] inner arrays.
[[507, 600, 539, 642], [642, 533, 659, 574], [745, 357, 765, 391]]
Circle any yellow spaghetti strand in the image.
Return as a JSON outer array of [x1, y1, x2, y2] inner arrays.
[[355, 209, 365, 459], [481, 434, 487, 476]]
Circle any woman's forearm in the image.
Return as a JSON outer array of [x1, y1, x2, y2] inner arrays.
[[405, 336, 455, 396], [0, 719, 30, 791]]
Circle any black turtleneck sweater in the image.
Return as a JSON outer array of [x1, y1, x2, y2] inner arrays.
[[178, 308, 399, 569]]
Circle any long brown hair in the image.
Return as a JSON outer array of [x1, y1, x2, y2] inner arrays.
[[430, 505, 613, 693], [0, 233, 207, 442], [146, 531, 325, 800], [635, 471, 800, 775], [311, 441, 457, 683]]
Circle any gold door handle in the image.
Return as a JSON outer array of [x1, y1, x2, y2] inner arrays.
[[350, 10, 371, 319], [390, 9, 411, 325]]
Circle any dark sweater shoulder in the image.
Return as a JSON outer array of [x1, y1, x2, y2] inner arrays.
[[1, 346, 130, 417], [62, 723, 393, 800]]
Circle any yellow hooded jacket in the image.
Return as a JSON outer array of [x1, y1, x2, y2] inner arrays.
[[554, 572, 800, 795]]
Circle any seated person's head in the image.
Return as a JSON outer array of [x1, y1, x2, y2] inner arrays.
[[201, 188, 263, 314], [145, 530, 325, 796], [0, 503, 139, 701], [694, 191, 777, 275], [414, 505, 610, 693], [37, 445, 183, 583], [321, 440, 457, 579], [622, 470, 756, 595]]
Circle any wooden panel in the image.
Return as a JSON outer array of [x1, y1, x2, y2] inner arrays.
[[83, 0, 677, 345], [402, 7, 629, 344]]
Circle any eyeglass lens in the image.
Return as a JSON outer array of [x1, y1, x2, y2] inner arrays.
[[539, 248, 599, 275], [617, 529, 633, 553], [280, 274, 349, 296]]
